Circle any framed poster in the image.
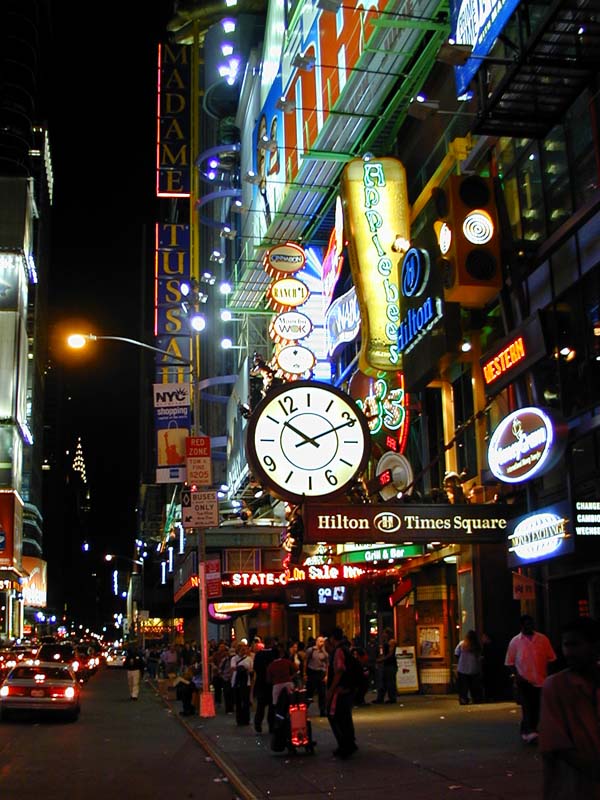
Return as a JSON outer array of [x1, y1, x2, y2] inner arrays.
[[417, 625, 444, 659], [395, 646, 419, 693]]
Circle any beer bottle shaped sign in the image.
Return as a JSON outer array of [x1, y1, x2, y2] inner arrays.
[[340, 157, 410, 375]]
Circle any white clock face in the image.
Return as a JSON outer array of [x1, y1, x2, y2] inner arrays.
[[246, 381, 370, 503]]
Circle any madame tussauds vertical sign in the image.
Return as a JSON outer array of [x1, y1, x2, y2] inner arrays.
[[341, 158, 409, 374]]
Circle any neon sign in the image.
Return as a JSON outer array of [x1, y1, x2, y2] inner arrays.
[[482, 336, 526, 386], [397, 247, 443, 354], [575, 501, 600, 536], [349, 370, 409, 451], [264, 242, 306, 279], [487, 407, 565, 484], [266, 276, 310, 313], [341, 158, 408, 373], [508, 511, 570, 563], [228, 564, 364, 587]]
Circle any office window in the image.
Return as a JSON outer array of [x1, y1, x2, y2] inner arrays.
[[565, 91, 599, 209], [542, 127, 572, 234], [224, 548, 260, 572]]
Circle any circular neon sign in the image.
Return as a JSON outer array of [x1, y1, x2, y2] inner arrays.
[[487, 407, 564, 484]]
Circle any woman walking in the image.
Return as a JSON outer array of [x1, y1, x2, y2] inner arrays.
[[455, 630, 483, 705]]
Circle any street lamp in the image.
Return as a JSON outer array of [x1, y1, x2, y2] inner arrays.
[[68, 329, 216, 717], [105, 554, 145, 649], [67, 333, 191, 364]]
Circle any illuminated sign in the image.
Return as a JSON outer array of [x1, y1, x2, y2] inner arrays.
[[264, 242, 306, 279], [154, 222, 192, 381], [349, 370, 409, 451], [321, 198, 345, 311], [225, 564, 364, 587], [451, 0, 520, 97], [341, 158, 409, 373], [269, 311, 313, 344], [317, 585, 347, 606], [487, 407, 566, 484], [156, 43, 190, 197], [275, 344, 316, 377], [266, 276, 310, 313], [480, 313, 546, 396], [397, 248, 443, 354], [340, 544, 423, 564], [574, 500, 600, 536], [507, 502, 574, 566], [304, 501, 511, 544], [483, 337, 525, 385], [325, 286, 361, 356], [21, 557, 47, 608]]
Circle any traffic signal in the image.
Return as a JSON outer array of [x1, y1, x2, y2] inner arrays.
[[432, 174, 502, 307]]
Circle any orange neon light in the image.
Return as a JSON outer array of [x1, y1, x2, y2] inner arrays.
[[482, 336, 526, 385]]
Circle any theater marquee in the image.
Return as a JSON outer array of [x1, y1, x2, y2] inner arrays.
[[303, 501, 512, 544]]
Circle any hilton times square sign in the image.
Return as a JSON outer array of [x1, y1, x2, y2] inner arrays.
[[303, 501, 513, 545]]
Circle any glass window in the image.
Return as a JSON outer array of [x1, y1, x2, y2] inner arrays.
[[517, 145, 545, 242], [452, 367, 477, 480], [542, 127, 572, 233], [224, 548, 260, 572], [565, 90, 599, 208]]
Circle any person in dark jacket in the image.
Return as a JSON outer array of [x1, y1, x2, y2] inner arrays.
[[124, 645, 145, 700], [252, 636, 277, 733]]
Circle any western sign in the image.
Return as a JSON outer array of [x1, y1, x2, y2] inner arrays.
[[303, 501, 512, 544]]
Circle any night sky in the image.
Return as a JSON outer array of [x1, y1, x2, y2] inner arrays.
[[44, 2, 175, 614]]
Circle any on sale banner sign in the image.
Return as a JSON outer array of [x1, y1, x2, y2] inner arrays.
[[186, 436, 212, 486]]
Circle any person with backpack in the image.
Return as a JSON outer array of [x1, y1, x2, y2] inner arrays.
[[326, 627, 358, 759]]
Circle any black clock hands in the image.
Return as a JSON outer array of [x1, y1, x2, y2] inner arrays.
[[283, 419, 320, 448], [295, 419, 355, 447]]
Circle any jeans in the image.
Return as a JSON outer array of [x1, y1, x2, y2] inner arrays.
[[127, 669, 141, 699], [517, 678, 542, 734], [457, 671, 483, 704], [253, 684, 274, 732]]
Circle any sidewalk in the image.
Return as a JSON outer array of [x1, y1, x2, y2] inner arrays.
[[152, 681, 543, 800]]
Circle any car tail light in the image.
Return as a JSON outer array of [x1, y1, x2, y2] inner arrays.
[[64, 687, 76, 699]]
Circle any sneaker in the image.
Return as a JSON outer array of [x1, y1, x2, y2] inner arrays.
[[522, 732, 538, 743]]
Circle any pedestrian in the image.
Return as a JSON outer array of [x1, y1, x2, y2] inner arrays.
[[305, 635, 329, 716], [252, 636, 277, 734], [211, 642, 229, 707], [505, 614, 557, 743], [160, 643, 179, 678], [124, 645, 145, 700], [267, 642, 297, 706], [326, 627, 358, 759], [287, 640, 304, 688], [231, 641, 253, 726], [455, 630, 484, 704], [539, 616, 600, 799], [172, 665, 199, 716], [221, 647, 235, 714], [350, 643, 370, 706], [372, 627, 398, 704]]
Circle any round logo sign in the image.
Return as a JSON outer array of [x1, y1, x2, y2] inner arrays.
[[509, 512, 567, 560], [269, 311, 313, 344], [401, 247, 429, 298], [264, 242, 306, 279], [266, 277, 310, 313], [275, 344, 316, 376], [487, 407, 564, 484]]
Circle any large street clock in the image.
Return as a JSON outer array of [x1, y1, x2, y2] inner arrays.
[[245, 380, 371, 505]]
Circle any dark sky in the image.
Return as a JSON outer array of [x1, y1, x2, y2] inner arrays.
[[45, 2, 175, 568]]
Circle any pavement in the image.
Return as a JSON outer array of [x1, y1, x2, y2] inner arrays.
[[150, 680, 544, 800]]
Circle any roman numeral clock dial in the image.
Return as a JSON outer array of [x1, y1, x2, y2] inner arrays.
[[245, 381, 371, 504]]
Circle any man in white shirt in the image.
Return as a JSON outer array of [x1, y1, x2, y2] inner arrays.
[[505, 614, 557, 743]]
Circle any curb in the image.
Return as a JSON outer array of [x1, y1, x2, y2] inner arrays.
[[148, 679, 262, 800]]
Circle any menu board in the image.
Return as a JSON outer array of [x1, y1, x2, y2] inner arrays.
[[395, 646, 419, 693]]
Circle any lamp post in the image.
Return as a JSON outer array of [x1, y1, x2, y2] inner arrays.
[[68, 329, 216, 717], [105, 554, 145, 649]]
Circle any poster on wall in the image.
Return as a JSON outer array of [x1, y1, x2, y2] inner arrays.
[[416, 625, 444, 659], [395, 646, 419, 693]]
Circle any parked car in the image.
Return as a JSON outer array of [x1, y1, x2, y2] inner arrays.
[[105, 648, 127, 668], [0, 662, 81, 721]]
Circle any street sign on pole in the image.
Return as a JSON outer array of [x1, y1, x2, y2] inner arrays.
[[186, 436, 212, 486], [181, 490, 219, 529]]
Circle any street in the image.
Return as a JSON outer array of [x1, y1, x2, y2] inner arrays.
[[0, 666, 545, 800], [0, 668, 235, 800]]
